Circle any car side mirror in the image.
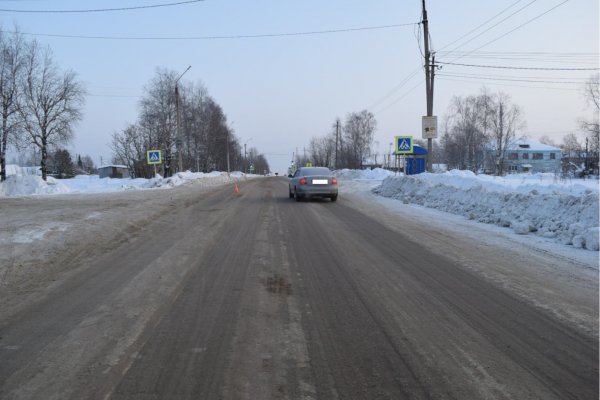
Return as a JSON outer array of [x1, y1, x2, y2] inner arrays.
[[288, 174, 293, 178]]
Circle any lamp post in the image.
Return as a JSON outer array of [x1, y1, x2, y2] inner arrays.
[[175, 66, 191, 173]]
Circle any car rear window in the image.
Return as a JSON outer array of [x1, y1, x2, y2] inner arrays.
[[302, 167, 331, 176]]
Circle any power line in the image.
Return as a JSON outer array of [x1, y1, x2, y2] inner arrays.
[[439, 70, 589, 81], [438, 50, 598, 56], [438, 77, 579, 91], [3, 23, 417, 41], [437, 0, 525, 51], [437, 61, 599, 71], [438, 73, 585, 85], [442, 0, 538, 55], [373, 79, 424, 115], [366, 66, 421, 110], [0, 0, 205, 13], [457, 0, 571, 59]]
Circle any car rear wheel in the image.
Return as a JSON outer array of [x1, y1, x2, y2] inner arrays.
[[289, 188, 293, 198], [331, 195, 338, 202], [294, 188, 302, 202]]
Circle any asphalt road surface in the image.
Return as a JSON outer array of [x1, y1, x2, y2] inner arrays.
[[0, 177, 597, 399]]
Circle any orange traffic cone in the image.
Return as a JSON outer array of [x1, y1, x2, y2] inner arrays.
[[233, 183, 240, 194]]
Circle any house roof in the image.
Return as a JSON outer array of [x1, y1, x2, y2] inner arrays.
[[508, 138, 561, 151], [98, 165, 128, 169]]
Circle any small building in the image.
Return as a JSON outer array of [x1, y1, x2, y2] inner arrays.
[[404, 145, 428, 175], [486, 138, 562, 174], [98, 165, 129, 179]]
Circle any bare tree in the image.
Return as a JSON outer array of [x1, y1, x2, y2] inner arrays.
[[139, 69, 177, 177], [580, 74, 599, 172], [309, 135, 334, 167], [489, 92, 524, 175], [110, 123, 150, 177], [561, 132, 582, 159], [442, 94, 487, 171], [342, 110, 377, 169], [18, 41, 85, 180], [0, 29, 24, 181], [441, 89, 524, 174], [539, 135, 557, 147], [80, 154, 96, 174]]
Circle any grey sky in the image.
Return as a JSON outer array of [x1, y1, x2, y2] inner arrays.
[[3, 0, 598, 173]]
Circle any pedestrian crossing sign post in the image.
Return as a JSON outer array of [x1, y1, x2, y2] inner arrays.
[[147, 150, 162, 177], [147, 150, 162, 165], [395, 136, 413, 155]]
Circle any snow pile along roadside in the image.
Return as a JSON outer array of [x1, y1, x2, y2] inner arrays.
[[0, 175, 70, 197], [373, 170, 599, 251], [335, 168, 395, 181], [0, 167, 257, 197]]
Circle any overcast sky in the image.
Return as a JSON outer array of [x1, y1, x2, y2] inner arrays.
[[2, 0, 598, 174]]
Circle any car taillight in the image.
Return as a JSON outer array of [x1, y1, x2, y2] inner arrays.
[[331, 177, 338, 185], [299, 177, 307, 185]]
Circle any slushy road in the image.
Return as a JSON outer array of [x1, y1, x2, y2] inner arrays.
[[0, 177, 597, 399]]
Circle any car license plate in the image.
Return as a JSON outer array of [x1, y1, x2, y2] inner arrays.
[[312, 179, 328, 185]]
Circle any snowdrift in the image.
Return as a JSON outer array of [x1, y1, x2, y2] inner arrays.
[[0, 168, 255, 197], [373, 170, 599, 251]]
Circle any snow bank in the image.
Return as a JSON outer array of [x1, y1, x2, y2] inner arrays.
[[335, 168, 395, 181], [373, 170, 599, 251], [0, 175, 70, 197], [0, 170, 257, 197]]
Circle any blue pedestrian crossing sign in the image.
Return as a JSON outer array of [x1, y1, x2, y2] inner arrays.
[[395, 136, 414, 154], [147, 150, 162, 165]]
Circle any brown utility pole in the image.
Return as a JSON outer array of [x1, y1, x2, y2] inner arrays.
[[422, 0, 435, 172], [335, 118, 340, 170]]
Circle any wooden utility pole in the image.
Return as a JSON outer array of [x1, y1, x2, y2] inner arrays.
[[422, 0, 434, 172], [335, 118, 340, 170]]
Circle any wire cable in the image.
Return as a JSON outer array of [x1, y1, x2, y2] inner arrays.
[[437, 61, 599, 71], [0, 0, 205, 13], [442, 0, 538, 55], [444, 0, 571, 64], [438, 76, 579, 91], [4, 23, 417, 41], [373, 79, 424, 116], [438, 73, 586, 85], [437, 0, 524, 51]]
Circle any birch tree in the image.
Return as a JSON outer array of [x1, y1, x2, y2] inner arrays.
[[0, 29, 24, 181], [19, 41, 85, 180]]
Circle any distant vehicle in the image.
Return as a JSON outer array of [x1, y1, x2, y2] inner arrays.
[[288, 167, 338, 202]]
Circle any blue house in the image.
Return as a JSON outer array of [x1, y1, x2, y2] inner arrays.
[[487, 138, 562, 174]]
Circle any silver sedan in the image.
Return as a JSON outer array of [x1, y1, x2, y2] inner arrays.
[[288, 167, 338, 202]]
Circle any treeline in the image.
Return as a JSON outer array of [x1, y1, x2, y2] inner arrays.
[[299, 110, 377, 170], [0, 29, 86, 181], [111, 69, 269, 178]]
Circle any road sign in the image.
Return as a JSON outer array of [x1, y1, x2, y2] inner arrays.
[[395, 136, 414, 154], [422, 116, 438, 139], [147, 150, 162, 165]]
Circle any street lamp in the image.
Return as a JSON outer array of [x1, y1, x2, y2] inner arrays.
[[176, 65, 191, 173]]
